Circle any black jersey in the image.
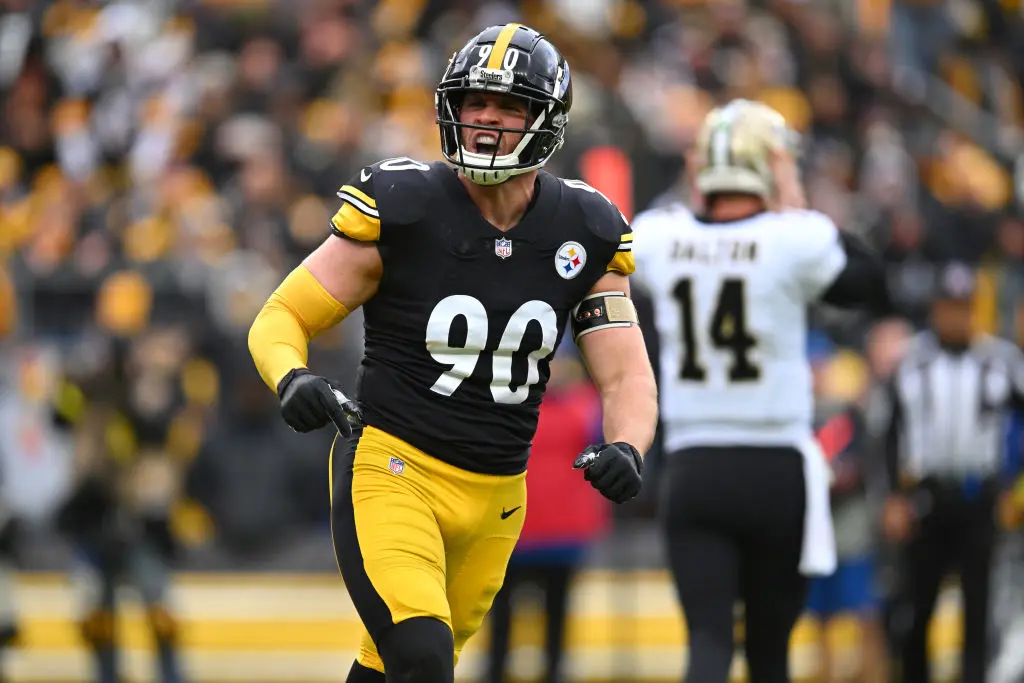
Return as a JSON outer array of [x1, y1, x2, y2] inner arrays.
[[329, 158, 634, 474]]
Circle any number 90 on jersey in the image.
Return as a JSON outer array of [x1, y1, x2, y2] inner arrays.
[[425, 295, 559, 405]]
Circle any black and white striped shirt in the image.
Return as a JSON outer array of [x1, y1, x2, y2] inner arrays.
[[884, 332, 1024, 487]]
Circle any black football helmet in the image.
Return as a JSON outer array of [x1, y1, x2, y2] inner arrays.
[[435, 23, 572, 185]]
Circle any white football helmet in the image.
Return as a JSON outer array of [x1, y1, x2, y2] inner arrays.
[[693, 99, 800, 200]]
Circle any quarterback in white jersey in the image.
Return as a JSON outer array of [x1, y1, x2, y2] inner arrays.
[[633, 205, 864, 453], [634, 100, 891, 683]]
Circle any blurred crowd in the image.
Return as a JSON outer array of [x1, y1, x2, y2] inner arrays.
[[1, 0, 1023, 560], [0, 0, 1019, 679], [1, 0, 1024, 679]]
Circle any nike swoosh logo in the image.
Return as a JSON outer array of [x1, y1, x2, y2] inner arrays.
[[500, 506, 521, 520], [360, 168, 372, 182]]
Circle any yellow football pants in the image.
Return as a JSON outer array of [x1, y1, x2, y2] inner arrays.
[[329, 425, 527, 672]]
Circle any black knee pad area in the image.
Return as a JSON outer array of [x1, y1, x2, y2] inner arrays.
[[377, 617, 454, 683], [346, 660, 385, 683]]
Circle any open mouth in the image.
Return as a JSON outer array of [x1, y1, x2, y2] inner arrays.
[[472, 133, 500, 156]]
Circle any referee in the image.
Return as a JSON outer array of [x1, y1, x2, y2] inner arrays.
[[881, 262, 1024, 683]]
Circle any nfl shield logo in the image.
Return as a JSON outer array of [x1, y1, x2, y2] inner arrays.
[[494, 237, 512, 259], [388, 457, 405, 475]]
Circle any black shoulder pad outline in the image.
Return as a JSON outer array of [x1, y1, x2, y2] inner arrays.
[[565, 179, 630, 246], [369, 157, 442, 227]]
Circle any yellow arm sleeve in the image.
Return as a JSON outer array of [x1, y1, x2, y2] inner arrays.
[[248, 265, 350, 393]]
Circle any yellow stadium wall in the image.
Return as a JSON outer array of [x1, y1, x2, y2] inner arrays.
[[8, 572, 964, 683]]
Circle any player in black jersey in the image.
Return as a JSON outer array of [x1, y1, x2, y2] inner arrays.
[[248, 23, 658, 683]]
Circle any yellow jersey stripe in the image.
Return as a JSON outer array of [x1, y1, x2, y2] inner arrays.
[[620, 233, 634, 243], [487, 23, 522, 69], [328, 436, 336, 505], [338, 184, 376, 210], [606, 250, 635, 276], [331, 204, 381, 242]]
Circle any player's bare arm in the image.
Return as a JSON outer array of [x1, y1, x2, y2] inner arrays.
[[577, 272, 658, 453], [249, 236, 381, 388], [570, 271, 658, 504], [303, 235, 383, 311], [248, 236, 380, 436]]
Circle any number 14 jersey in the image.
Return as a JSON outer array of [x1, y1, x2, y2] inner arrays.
[[631, 204, 848, 452], [329, 158, 634, 475]]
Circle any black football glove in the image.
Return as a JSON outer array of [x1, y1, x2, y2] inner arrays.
[[573, 442, 644, 504], [277, 368, 362, 437]]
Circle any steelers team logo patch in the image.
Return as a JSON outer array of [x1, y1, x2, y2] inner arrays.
[[555, 241, 587, 279]]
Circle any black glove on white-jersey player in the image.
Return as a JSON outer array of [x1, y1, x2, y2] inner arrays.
[[276, 368, 362, 437], [573, 442, 644, 503]]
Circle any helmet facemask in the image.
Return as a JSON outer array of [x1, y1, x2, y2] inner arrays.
[[436, 61, 570, 186]]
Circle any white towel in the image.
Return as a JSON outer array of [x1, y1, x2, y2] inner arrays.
[[797, 436, 837, 577]]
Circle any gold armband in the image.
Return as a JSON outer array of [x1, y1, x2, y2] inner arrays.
[[571, 291, 638, 341], [248, 266, 350, 392]]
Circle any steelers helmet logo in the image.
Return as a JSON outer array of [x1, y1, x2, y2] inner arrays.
[[555, 241, 586, 279]]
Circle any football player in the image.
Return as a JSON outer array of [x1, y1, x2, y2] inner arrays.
[[631, 99, 891, 683], [248, 24, 657, 683]]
